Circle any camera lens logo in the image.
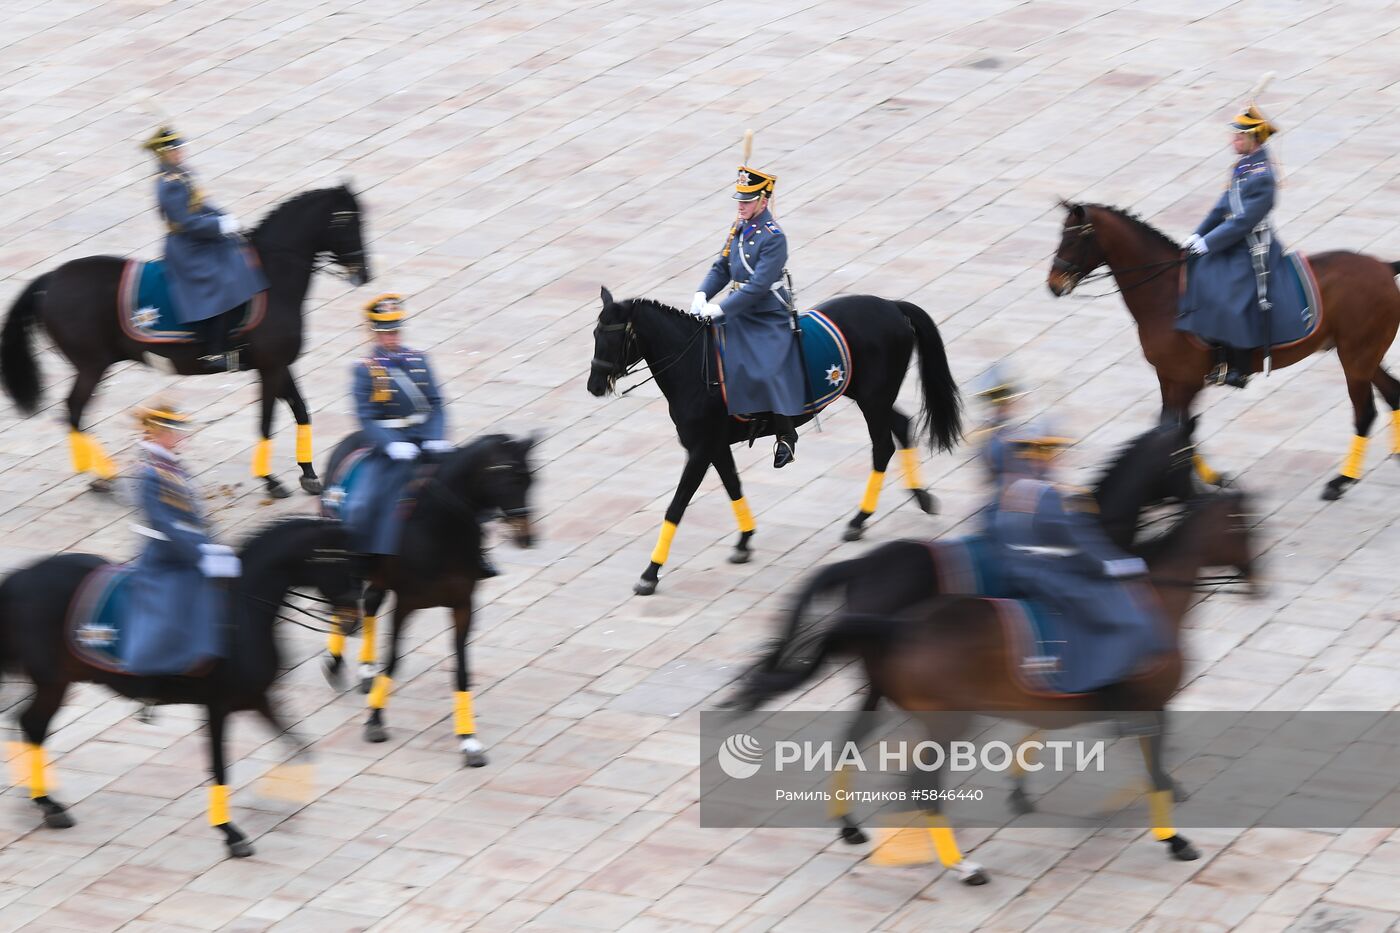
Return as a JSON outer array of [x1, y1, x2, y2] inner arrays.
[[717, 733, 764, 779]]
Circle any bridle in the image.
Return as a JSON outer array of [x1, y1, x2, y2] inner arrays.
[[313, 208, 366, 282], [1053, 211, 1185, 295], [591, 314, 710, 396]]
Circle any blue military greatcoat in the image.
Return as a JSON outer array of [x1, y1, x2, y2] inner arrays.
[[1177, 146, 1288, 349], [124, 444, 226, 675], [699, 208, 806, 417], [156, 168, 267, 324], [344, 348, 446, 555], [990, 478, 1164, 694]]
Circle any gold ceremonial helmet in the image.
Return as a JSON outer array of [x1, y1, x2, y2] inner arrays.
[[135, 398, 193, 432], [1230, 103, 1278, 143], [365, 293, 406, 331]]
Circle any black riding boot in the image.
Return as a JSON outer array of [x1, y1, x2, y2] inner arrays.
[[771, 414, 798, 469], [1223, 347, 1252, 389], [198, 311, 236, 372]]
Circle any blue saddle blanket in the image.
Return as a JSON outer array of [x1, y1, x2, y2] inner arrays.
[[118, 259, 264, 343], [717, 309, 852, 415], [321, 446, 375, 522], [67, 564, 223, 676]]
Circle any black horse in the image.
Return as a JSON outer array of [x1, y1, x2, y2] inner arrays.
[[320, 433, 538, 766], [779, 419, 1200, 631], [0, 517, 360, 858], [0, 185, 370, 498], [588, 288, 962, 596]]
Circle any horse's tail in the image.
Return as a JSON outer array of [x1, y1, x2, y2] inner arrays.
[[895, 300, 963, 453], [1, 274, 49, 414]]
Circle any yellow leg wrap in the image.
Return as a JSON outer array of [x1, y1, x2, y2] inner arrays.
[[90, 441, 117, 480], [730, 497, 756, 534], [327, 626, 345, 658], [28, 744, 46, 799], [208, 784, 230, 826], [454, 691, 476, 735], [1148, 789, 1175, 841], [650, 520, 678, 566], [1341, 435, 1368, 480], [828, 768, 851, 820], [898, 449, 924, 489], [926, 818, 964, 867], [1192, 454, 1219, 486], [368, 675, 393, 710], [252, 438, 272, 478], [860, 471, 885, 514], [295, 424, 313, 464], [69, 430, 92, 473], [1392, 411, 1400, 455], [358, 615, 377, 664]]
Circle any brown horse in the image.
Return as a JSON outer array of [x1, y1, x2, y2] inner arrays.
[[1048, 202, 1400, 500], [730, 488, 1256, 884]]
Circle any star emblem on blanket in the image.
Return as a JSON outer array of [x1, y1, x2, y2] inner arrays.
[[824, 364, 844, 387], [76, 623, 117, 647], [134, 305, 159, 328]]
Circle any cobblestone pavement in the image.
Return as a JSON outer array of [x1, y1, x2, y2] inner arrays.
[[1, 0, 1400, 930]]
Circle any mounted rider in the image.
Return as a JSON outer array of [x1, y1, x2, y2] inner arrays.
[[692, 143, 807, 469], [988, 418, 1165, 701], [1178, 93, 1285, 389], [124, 400, 239, 676], [143, 125, 267, 374], [343, 295, 452, 557]]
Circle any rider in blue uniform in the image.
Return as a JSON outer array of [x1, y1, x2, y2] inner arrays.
[[1178, 103, 1284, 389], [692, 162, 806, 468], [124, 400, 239, 676], [974, 364, 1031, 533], [989, 419, 1164, 701], [344, 294, 453, 556], [144, 125, 267, 373]]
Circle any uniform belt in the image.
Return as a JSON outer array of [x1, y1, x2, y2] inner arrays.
[[1008, 545, 1078, 558], [375, 414, 427, 429]]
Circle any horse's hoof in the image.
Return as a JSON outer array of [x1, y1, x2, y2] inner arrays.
[[464, 749, 489, 768], [265, 477, 292, 500], [299, 475, 323, 495], [728, 549, 751, 565], [364, 722, 389, 743], [839, 825, 868, 845], [1172, 780, 1189, 803], [912, 488, 938, 514], [42, 809, 74, 829], [89, 478, 114, 495], [842, 525, 865, 542], [1009, 787, 1035, 815], [960, 866, 990, 886], [634, 578, 658, 596], [1321, 476, 1355, 501], [227, 838, 255, 858], [357, 677, 373, 695], [321, 657, 344, 690], [1165, 834, 1199, 861]]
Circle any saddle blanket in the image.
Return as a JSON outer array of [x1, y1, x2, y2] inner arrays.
[[66, 565, 134, 672], [118, 258, 267, 344], [320, 446, 375, 522], [1180, 251, 1321, 350], [924, 537, 1064, 692], [716, 309, 852, 415]]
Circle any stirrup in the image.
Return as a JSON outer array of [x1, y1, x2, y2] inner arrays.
[[198, 351, 239, 374], [773, 438, 797, 469]]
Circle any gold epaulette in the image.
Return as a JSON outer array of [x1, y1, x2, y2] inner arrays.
[[364, 359, 391, 403]]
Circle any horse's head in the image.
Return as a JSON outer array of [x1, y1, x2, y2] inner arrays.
[[1156, 488, 1261, 599], [1049, 201, 1105, 296], [588, 287, 638, 398], [441, 433, 539, 550], [239, 518, 362, 620], [1094, 417, 1198, 550], [252, 184, 371, 286]]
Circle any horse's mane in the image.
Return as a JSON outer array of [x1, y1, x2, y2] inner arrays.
[[1077, 202, 1180, 251], [626, 297, 693, 321], [252, 186, 348, 235], [237, 515, 339, 551]]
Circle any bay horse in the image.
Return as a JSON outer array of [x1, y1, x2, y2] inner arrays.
[[731, 487, 1255, 884], [319, 433, 537, 766], [0, 185, 371, 498], [782, 418, 1199, 626], [587, 287, 962, 596], [0, 518, 360, 858], [1049, 202, 1400, 500]]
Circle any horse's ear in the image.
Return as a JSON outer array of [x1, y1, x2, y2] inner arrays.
[[526, 429, 544, 451], [600, 286, 614, 307], [340, 176, 356, 197]]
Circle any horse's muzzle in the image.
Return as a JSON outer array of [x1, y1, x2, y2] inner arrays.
[[506, 514, 535, 549]]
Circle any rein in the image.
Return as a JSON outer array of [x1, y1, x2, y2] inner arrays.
[[594, 316, 711, 396], [1055, 220, 1185, 297]]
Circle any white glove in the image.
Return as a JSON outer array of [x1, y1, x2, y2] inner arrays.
[[198, 544, 241, 579], [689, 292, 708, 315], [386, 441, 419, 461], [1103, 558, 1148, 579], [218, 215, 241, 237], [1184, 233, 1208, 255], [698, 302, 725, 320], [422, 439, 454, 454]]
